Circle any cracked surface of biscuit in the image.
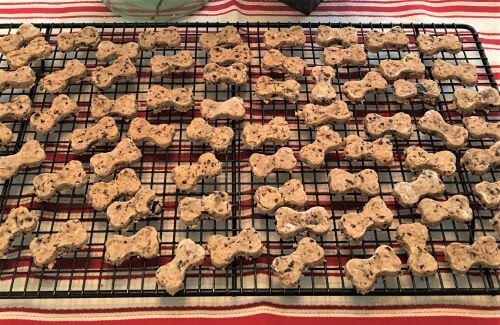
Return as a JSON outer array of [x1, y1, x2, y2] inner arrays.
[[431, 59, 477, 86], [345, 245, 401, 294], [0, 66, 36, 92], [416, 195, 473, 226], [310, 65, 336, 105], [242, 117, 290, 150], [200, 97, 245, 121], [0, 95, 32, 120], [105, 226, 159, 266], [87, 168, 141, 212], [264, 26, 305, 49], [417, 33, 461, 56], [90, 94, 138, 120], [0, 207, 38, 256], [96, 41, 140, 62], [460, 141, 500, 175], [249, 147, 297, 178], [255, 76, 300, 103], [393, 79, 440, 104], [40, 59, 86, 93], [299, 125, 343, 169], [445, 236, 499, 273], [254, 179, 307, 215], [275, 206, 331, 238], [296, 101, 351, 128], [453, 87, 500, 115], [417, 110, 468, 149], [363, 112, 414, 140], [89, 138, 142, 178], [199, 26, 242, 51], [262, 49, 306, 78], [178, 191, 231, 228], [138, 27, 181, 50], [33, 160, 88, 201], [322, 44, 367, 67], [341, 71, 387, 103], [316, 26, 357, 47], [272, 237, 324, 287], [343, 135, 394, 166], [209, 45, 252, 66], [203, 62, 248, 86], [0, 139, 46, 180], [171, 153, 222, 192], [393, 169, 445, 207], [396, 223, 438, 276], [6, 37, 52, 70], [56, 26, 100, 52], [364, 26, 409, 52], [403, 146, 456, 177], [29, 219, 88, 268], [340, 197, 393, 242], [378, 53, 425, 81], [128, 117, 176, 148], [328, 168, 380, 196], [30, 94, 78, 134], [207, 228, 262, 268], [92, 56, 137, 89], [150, 51, 194, 76], [70, 117, 119, 153], [473, 180, 500, 210], [156, 238, 205, 295], [463, 116, 500, 141], [186, 118, 234, 151], [146, 85, 193, 113]]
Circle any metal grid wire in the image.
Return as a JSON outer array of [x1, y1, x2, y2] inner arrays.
[[0, 22, 498, 298]]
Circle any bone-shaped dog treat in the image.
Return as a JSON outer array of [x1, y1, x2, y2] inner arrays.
[[150, 51, 194, 77], [275, 206, 331, 239], [363, 112, 414, 140], [249, 147, 297, 178], [328, 168, 380, 196], [128, 117, 176, 148], [378, 53, 425, 81], [264, 25, 305, 49], [417, 33, 462, 56], [0, 123, 12, 147], [90, 138, 142, 178], [92, 56, 136, 89], [453, 87, 500, 115], [0, 207, 38, 256], [104, 226, 159, 266], [316, 26, 357, 47], [343, 135, 394, 166], [199, 97, 245, 121], [341, 71, 388, 103], [464, 116, 500, 141], [208, 45, 252, 66], [39, 59, 87, 93], [0, 140, 45, 180], [339, 197, 393, 242], [0, 23, 40, 54], [364, 26, 409, 52], [460, 141, 500, 175], [396, 223, 438, 276], [393, 79, 441, 104], [310, 65, 336, 105], [445, 236, 500, 273], [146, 85, 193, 113], [296, 101, 351, 129], [107, 186, 162, 230], [199, 26, 242, 51], [171, 153, 222, 192], [70, 117, 119, 153], [272, 237, 324, 287], [0, 66, 36, 92], [0, 95, 32, 120], [91, 94, 138, 120], [30, 94, 78, 134], [254, 76, 300, 103], [403, 146, 456, 177], [33, 160, 88, 201], [96, 41, 140, 62], [262, 49, 306, 79], [322, 44, 367, 67], [6, 37, 52, 70], [254, 179, 307, 215], [178, 191, 231, 228], [156, 238, 205, 295], [29, 219, 88, 268], [474, 180, 500, 210], [393, 169, 445, 207], [417, 110, 468, 149], [345, 245, 401, 294], [56, 26, 100, 52], [241, 116, 291, 150], [87, 168, 141, 211], [207, 227, 262, 268], [203, 62, 248, 86], [431, 60, 477, 86], [493, 213, 500, 237], [138, 27, 181, 50], [299, 125, 343, 169], [417, 195, 473, 226], [186, 117, 234, 151]]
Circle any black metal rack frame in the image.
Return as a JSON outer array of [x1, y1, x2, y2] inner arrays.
[[0, 22, 498, 298]]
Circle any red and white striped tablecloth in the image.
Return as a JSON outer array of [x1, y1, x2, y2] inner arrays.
[[0, 0, 499, 324]]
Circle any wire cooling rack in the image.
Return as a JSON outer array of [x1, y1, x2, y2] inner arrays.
[[0, 22, 498, 298]]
